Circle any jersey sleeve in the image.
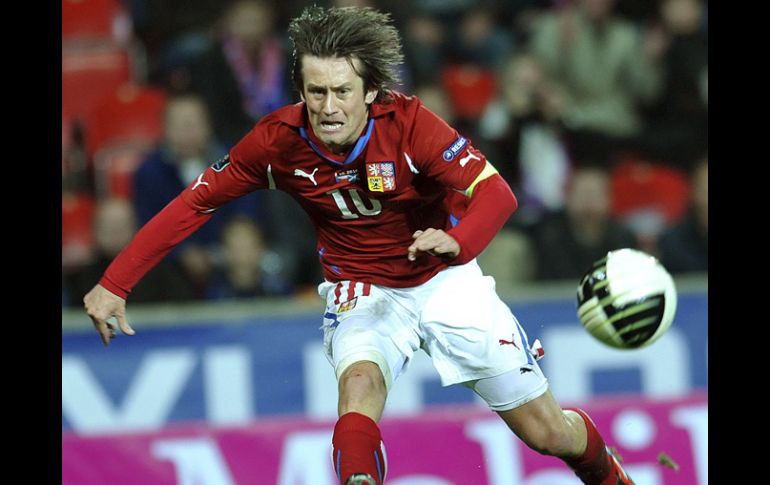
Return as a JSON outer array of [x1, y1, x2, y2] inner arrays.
[[446, 173, 517, 265], [99, 120, 282, 299], [181, 120, 277, 212], [407, 102, 488, 192], [99, 196, 214, 298], [407, 97, 518, 264]]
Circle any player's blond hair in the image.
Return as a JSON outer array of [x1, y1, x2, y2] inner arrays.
[[288, 5, 403, 102]]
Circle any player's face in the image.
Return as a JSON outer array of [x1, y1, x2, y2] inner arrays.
[[300, 55, 378, 154]]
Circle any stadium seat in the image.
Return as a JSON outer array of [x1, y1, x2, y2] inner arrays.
[[610, 155, 691, 243], [62, 0, 132, 45], [86, 83, 166, 199], [440, 64, 497, 120], [62, 43, 133, 123], [93, 144, 154, 200], [85, 83, 166, 156], [62, 192, 96, 268]]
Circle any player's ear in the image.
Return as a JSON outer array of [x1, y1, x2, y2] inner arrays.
[[299, 90, 306, 102], [365, 89, 378, 105]]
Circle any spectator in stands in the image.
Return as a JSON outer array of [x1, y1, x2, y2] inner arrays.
[[528, 0, 665, 166], [205, 216, 294, 300], [64, 198, 194, 306], [530, 166, 637, 280], [128, 0, 224, 79], [413, 83, 455, 126], [449, 6, 514, 68], [133, 93, 265, 296], [658, 155, 707, 273], [496, 0, 553, 45], [401, 8, 450, 86], [187, 0, 291, 146], [635, 0, 708, 170], [438, 5, 515, 136], [477, 228, 537, 296], [478, 51, 570, 223]]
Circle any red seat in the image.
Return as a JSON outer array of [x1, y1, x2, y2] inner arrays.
[[62, 0, 132, 45], [440, 64, 497, 120], [85, 83, 166, 156], [610, 156, 690, 247], [93, 144, 153, 200], [62, 43, 133, 122], [62, 193, 96, 268], [86, 83, 166, 198]]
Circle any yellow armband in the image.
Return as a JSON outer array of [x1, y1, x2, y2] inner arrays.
[[465, 162, 499, 197]]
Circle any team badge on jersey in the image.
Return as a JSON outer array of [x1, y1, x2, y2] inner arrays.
[[211, 154, 231, 172], [366, 161, 396, 192], [335, 168, 360, 184], [338, 297, 358, 313]]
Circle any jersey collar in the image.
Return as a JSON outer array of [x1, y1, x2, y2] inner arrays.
[[299, 118, 374, 166]]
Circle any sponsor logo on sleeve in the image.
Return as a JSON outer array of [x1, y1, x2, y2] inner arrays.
[[459, 151, 481, 167], [192, 173, 209, 191], [442, 136, 468, 161], [211, 155, 231, 172]]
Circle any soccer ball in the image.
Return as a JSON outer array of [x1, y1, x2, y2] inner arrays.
[[577, 249, 677, 349]]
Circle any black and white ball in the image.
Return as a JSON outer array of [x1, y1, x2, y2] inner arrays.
[[577, 249, 677, 349]]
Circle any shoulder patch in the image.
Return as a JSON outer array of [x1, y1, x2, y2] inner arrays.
[[442, 136, 468, 162], [211, 154, 231, 172]]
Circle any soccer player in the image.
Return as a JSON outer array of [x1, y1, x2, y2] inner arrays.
[[83, 6, 635, 485]]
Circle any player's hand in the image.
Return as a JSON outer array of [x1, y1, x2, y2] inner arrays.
[[83, 284, 135, 346], [407, 229, 460, 261]]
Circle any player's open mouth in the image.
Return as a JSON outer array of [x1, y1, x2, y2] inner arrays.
[[320, 121, 344, 132]]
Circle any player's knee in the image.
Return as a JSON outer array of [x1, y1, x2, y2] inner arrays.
[[339, 361, 386, 397]]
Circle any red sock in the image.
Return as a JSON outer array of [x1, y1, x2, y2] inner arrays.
[[563, 408, 616, 485], [332, 412, 387, 485]]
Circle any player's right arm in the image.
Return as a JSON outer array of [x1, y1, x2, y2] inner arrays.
[[84, 124, 274, 345]]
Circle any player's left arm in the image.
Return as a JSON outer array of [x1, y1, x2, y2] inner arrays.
[[444, 164, 517, 265], [407, 103, 517, 264], [406, 163, 516, 263]]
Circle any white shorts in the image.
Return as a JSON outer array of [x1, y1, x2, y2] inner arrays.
[[318, 259, 548, 411]]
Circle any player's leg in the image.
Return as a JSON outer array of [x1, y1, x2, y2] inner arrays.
[[319, 281, 418, 485], [338, 360, 387, 421], [333, 359, 389, 485], [416, 261, 633, 484], [478, 377, 633, 485]]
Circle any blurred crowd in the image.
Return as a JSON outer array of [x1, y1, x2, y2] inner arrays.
[[62, 0, 708, 306]]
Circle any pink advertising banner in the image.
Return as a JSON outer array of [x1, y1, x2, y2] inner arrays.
[[62, 393, 707, 485]]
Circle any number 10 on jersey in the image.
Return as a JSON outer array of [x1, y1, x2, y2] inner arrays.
[[327, 188, 382, 219]]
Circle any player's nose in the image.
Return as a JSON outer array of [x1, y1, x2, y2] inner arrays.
[[322, 94, 338, 115]]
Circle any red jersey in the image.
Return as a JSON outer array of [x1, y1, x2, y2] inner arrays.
[[100, 91, 517, 298], [181, 92, 490, 287]]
